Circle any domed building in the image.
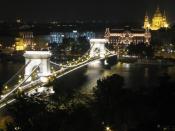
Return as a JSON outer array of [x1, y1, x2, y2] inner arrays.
[[144, 7, 169, 30]]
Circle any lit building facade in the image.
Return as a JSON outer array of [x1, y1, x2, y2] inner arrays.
[[16, 31, 96, 50], [50, 32, 64, 44], [16, 32, 35, 51], [15, 38, 26, 51], [144, 7, 169, 30], [65, 30, 79, 39], [19, 32, 34, 45], [104, 27, 151, 45], [80, 32, 96, 40], [50, 31, 95, 44]]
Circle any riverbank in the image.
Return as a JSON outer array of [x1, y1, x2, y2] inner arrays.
[[117, 56, 175, 66], [135, 59, 175, 66]]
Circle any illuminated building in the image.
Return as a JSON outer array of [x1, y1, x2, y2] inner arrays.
[[19, 32, 33, 40], [15, 38, 26, 51], [16, 18, 23, 23], [105, 27, 151, 45], [65, 30, 79, 39], [19, 32, 34, 45], [81, 32, 95, 40], [16, 32, 35, 50], [50, 32, 64, 44], [50, 31, 95, 44], [144, 13, 150, 29], [144, 7, 169, 30]]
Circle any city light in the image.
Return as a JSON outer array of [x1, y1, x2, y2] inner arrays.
[[104, 60, 108, 65], [73, 30, 77, 33], [144, 7, 169, 30], [0, 1, 175, 131], [88, 60, 101, 68], [105, 126, 112, 131], [165, 23, 169, 28], [4, 86, 8, 90], [40, 77, 49, 83]]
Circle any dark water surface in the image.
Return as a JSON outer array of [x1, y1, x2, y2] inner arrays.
[[0, 62, 24, 87], [1, 61, 175, 93]]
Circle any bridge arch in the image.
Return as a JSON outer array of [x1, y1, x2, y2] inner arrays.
[[23, 51, 52, 82], [89, 39, 108, 58]]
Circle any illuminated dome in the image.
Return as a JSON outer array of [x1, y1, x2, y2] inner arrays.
[[154, 7, 162, 17], [144, 7, 169, 30]]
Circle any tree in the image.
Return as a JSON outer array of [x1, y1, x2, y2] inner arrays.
[[77, 36, 90, 54], [93, 74, 128, 130], [6, 93, 97, 131], [92, 74, 158, 130], [6, 95, 46, 130], [127, 43, 154, 58]]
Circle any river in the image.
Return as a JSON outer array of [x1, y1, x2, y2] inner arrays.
[[1, 61, 175, 94]]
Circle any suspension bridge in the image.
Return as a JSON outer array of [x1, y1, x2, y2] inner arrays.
[[0, 39, 116, 109]]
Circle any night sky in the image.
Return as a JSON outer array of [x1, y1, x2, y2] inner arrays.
[[0, 0, 175, 23]]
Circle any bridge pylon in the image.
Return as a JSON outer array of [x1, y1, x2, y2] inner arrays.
[[89, 39, 108, 58], [23, 51, 52, 82]]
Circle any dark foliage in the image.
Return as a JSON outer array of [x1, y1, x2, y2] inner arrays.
[[6, 73, 175, 131], [127, 43, 154, 58]]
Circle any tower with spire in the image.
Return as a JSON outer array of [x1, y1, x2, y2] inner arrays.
[[162, 11, 169, 28], [144, 12, 150, 30]]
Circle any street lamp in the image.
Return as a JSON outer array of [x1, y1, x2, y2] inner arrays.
[[105, 126, 112, 131], [4, 85, 8, 90]]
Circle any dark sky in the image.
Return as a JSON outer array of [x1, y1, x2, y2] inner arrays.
[[0, 0, 175, 23]]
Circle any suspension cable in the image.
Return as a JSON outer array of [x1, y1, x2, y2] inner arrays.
[[0, 65, 39, 102], [3, 60, 31, 87]]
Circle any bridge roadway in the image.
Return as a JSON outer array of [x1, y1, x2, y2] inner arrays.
[[0, 54, 116, 110]]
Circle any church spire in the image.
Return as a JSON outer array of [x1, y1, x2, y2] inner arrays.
[[144, 12, 150, 30], [154, 5, 162, 17], [162, 10, 168, 28], [105, 28, 110, 38], [144, 12, 149, 21], [145, 12, 148, 18], [163, 10, 166, 18]]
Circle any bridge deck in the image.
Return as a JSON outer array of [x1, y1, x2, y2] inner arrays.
[[0, 53, 116, 110]]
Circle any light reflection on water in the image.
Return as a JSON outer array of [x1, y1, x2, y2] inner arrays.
[[0, 61, 175, 94], [81, 62, 175, 93]]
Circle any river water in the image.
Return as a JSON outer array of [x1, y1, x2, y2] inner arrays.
[[1, 61, 175, 94]]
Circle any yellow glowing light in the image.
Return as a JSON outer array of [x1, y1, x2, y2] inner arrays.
[[144, 7, 169, 30], [15, 38, 26, 51], [40, 77, 49, 83], [165, 23, 169, 28], [4, 85, 8, 90], [18, 87, 23, 91], [147, 24, 150, 28], [105, 126, 112, 131]]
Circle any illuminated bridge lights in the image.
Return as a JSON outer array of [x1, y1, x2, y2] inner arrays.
[[4, 86, 8, 90], [0, 42, 116, 110]]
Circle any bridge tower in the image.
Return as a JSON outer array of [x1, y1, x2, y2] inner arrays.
[[89, 39, 108, 58], [23, 51, 52, 82]]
